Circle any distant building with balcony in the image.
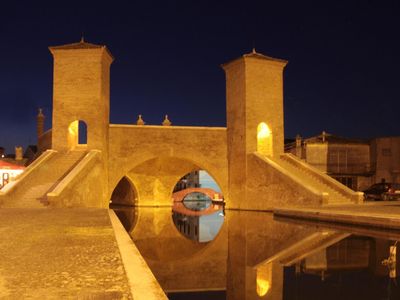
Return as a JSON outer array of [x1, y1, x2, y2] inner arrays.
[[286, 132, 400, 191]]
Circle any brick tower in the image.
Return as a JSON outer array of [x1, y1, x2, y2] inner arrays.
[[49, 39, 113, 152], [222, 50, 288, 206]]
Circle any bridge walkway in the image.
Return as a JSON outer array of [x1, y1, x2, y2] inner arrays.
[[1, 151, 86, 208], [0, 208, 132, 298]]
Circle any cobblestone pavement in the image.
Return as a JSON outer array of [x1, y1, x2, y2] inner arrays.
[[0, 208, 132, 299]]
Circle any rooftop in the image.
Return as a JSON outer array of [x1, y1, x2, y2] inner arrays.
[[222, 48, 287, 68], [304, 132, 369, 145], [49, 38, 114, 59], [243, 48, 288, 64]]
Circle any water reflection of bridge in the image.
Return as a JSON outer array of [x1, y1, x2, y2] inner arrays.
[[127, 207, 400, 299], [172, 201, 223, 216]]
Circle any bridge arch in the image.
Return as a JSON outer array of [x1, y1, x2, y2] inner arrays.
[[110, 176, 137, 206], [109, 155, 227, 207]]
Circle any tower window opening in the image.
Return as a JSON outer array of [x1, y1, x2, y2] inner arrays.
[[257, 122, 273, 156], [68, 120, 88, 150]]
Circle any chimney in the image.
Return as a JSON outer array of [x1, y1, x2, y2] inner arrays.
[[295, 134, 302, 147], [162, 115, 171, 126], [15, 146, 23, 161], [37, 108, 45, 139]]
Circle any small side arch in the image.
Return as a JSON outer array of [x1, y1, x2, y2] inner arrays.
[[257, 122, 273, 156], [110, 176, 138, 207]]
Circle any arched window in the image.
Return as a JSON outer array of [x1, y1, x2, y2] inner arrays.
[[68, 120, 88, 150], [78, 121, 87, 144], [257, 122, 273, 156]]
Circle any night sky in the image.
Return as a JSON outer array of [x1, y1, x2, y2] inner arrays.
[[1, 1, 399, 153]]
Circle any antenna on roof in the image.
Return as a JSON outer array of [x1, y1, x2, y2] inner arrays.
[[80, 32, 85, 43], [252, 40, 256, 54]]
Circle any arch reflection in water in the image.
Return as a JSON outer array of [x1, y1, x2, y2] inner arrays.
[[182, 195, 212, 211], [172, 169, 225, 243], [172, 201, 224, 243]]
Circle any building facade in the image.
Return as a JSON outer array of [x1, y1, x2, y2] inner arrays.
[[286, 132, 400, 191]]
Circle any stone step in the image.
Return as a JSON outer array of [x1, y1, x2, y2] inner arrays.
[[276, 156, 352, 204], [8, 151, 87, 207]]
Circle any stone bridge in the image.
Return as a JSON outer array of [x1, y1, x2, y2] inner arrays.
[[108, 125, 227, 207], [171, 187, 224, 202], [0, 40, 363, 210]]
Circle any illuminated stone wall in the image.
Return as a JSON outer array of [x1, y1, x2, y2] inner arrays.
[[245, 154, 322, 209], [108, 125, 228, 207]]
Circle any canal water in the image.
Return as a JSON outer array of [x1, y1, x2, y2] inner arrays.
[[112, 202, 400, 300]]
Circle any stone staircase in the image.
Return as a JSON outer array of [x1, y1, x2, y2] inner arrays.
[[257, 232, 350, 267], [273, 154, 354, 205], [3, 151, 86, 208]]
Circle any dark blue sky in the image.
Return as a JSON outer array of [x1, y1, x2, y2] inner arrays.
[[0, 1, 399, 153]]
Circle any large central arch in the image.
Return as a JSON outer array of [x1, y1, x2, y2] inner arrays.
[[109, 155, 227, 207], [107, 125, 228, 207]]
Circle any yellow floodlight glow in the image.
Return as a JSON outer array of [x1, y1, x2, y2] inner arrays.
[[257, 122, 273, 156], [256, 262, 273, 297], [256, 278, 270, 297], [257, 122, 271, 139], [68, 120, 79, 149]]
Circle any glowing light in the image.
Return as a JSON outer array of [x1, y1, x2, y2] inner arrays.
[[257, 123, 271, 139], [256, 262, 273, 297], [68, 121, 79, 149], [257, 122, 273, 156], [256, 278, 270, 297]]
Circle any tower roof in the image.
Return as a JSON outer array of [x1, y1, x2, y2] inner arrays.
[[49, 38, 114, 60], [222, 49, 287, 68], [243, 49, 288, 63]]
